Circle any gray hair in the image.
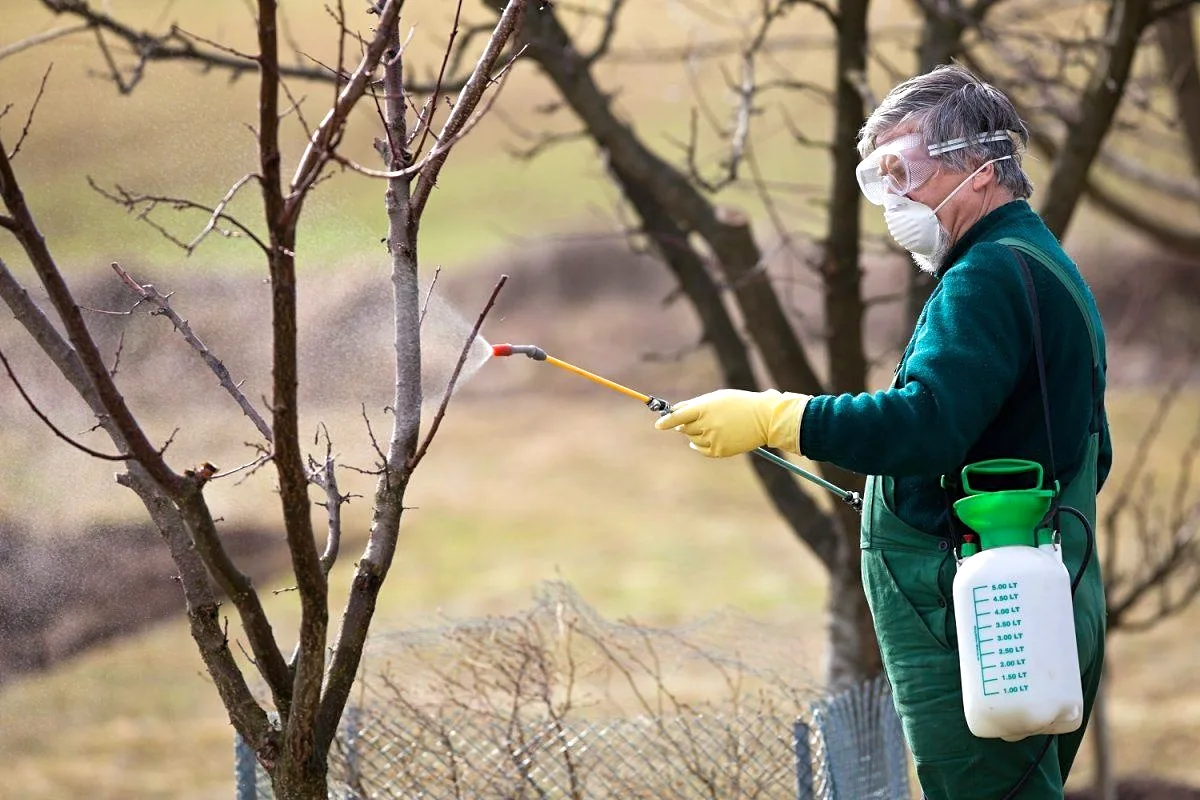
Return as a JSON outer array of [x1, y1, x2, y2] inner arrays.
[[858, 64, 1033, 199]]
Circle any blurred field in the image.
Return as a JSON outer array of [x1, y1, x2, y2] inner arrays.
[[0, 0, 848, 272], [2, 1, 1200, 798]]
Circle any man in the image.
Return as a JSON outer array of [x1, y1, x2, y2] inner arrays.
[[655, 64, 1111, 799]]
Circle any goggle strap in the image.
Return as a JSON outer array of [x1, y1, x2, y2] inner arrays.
[[927, 130, 1013, 156]]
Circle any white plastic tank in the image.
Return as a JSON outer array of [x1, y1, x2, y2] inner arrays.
[[950, 459, 1084, 741], [953, 540, 1083, 740]]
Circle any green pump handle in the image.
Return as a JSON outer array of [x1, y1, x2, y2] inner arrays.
[[960, 458, 1045, 495]]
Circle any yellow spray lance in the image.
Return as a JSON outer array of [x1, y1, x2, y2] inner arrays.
[[491, 343, 862, 512]]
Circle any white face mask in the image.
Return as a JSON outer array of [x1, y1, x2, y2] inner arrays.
[[882, 156, 1011, 259]]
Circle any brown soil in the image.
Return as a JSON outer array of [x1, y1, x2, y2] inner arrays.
[[0, 518, 287, 685]]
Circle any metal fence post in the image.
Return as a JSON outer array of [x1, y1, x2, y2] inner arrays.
[[793, 717, 815, 800], [809, 674, 911, 800], [234, 733, 257, 800], [343, 704, 364, 800]]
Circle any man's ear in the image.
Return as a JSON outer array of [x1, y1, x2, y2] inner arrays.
[[972, 161, 996, 190]]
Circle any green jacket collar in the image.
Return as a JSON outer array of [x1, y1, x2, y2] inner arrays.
[[937, 199, 1033, 279]]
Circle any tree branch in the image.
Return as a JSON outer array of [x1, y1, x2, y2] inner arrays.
[[408, 273, 508, 471], [1096, 150, 1200, 203], [0, 253, 278, 755], [1036, 0, 1154, 238], [0, 345, 130, 460], [0, 22, 89, 63], [316, 1, 529, 753], [0, 135, 184, 495], [284, 0, 405, 221], [510, 2, 825, 395], [1102, 365, 1200, 631], [412, 0, 466, 163], [307, 432, 346, 577], [490, 0, 850, 566], [1154, 4, 1200, 185], [316, 0, 417, 750], [35, 0, 462, 93], [410, 0, 529, 219], [87, 177, 270, 254], [7, 65, 53, 160], [964, 49, 1200, 256], [583, 0, 628, 66], [254, 0, 330, 763], [109, 261, 273, 442]]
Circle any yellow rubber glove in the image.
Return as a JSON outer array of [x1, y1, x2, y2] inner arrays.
[[653, 389, 811, 457]]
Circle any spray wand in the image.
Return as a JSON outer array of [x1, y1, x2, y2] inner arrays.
[[492, 343, 862, 512]]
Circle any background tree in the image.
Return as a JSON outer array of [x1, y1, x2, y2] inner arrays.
[[0, 1, 528, 797]]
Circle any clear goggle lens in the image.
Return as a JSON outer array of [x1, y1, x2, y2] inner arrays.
[[855, 133, 938, 206]]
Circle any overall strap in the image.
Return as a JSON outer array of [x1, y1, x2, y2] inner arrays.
[[996, 237, 1103, 434], [1010, 250, 1058, 488]]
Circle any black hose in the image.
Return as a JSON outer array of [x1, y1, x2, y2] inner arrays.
[[995, 505, 1095, 800], [1061, 506, 1095, 595]]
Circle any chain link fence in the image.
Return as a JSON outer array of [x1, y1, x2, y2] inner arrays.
[[234, 583, 910, 799]]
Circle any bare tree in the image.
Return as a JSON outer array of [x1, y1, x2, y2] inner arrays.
[[0, 1, 528, 797]]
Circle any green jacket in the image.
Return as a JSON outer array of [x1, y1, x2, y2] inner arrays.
[[801, 199, 1112, 537]]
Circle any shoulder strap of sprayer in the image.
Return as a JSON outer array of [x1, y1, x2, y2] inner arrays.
[[1011, 250, 1058, 493]]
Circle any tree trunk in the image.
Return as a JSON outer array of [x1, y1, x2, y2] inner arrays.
[[1037, 0, 1152, 238], [825, 508, 882, 689], [821, 0, 878, 689], [1091, 669, 1117, 800], [1155, 4, 1200, 184], [906, 6, 967, 327], [271, 754, 329, 800], [492, 0, 884, 686]]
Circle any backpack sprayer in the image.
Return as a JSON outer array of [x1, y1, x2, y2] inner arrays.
[[490, 343, 863, 512]]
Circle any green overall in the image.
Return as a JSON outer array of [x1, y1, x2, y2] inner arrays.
[[861, 241, 1107, 799]]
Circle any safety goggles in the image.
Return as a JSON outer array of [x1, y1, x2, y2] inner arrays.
[[855, 130, 1013, 206]]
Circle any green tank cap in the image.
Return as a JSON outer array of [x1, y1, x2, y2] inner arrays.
[[954, 490, 1054, 549]]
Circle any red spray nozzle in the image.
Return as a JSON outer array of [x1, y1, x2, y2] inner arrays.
[[491, 343, 547, 360]]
